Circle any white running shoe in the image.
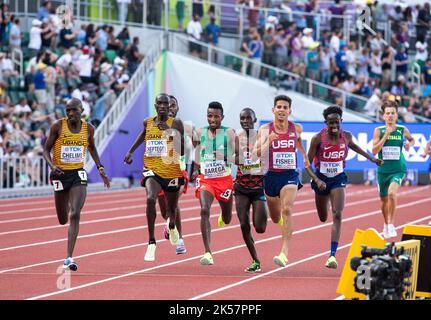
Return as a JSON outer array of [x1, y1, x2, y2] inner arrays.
[[169, 226, 180, 245], [388, 224, 398, 238], [144, 243, 156, 261], [382, 224, 390, 239]]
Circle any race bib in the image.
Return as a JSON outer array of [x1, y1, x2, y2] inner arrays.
[[168, 178, 179, 187], [61, 146, 84, 163], [220, 189, 232, 200], [273, 152, 296, 170], [202, 160, 227, 178], [320, 161, 343, 177], [145, 140, 167, 157], [241, 155, 262, 175], [78, 170, 87, 181], [382, 146, 401, 160], [52, 180, 64, 191], [142, 169, 155, 177]]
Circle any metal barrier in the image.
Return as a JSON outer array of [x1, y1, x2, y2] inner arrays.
[[0, 156, 50, 189]]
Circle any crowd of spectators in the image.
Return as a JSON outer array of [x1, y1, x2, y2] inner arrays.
[[0, 1, 145, 163]]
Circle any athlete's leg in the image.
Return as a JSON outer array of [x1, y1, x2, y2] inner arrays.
[[164, 191, 180, 230], [265, 195, 281, 224], [235, 193, 258, 261], [145, 178, 162, 243], [279, 185, 298, 257], [251, 199, 267, 234], [199, 190, 215, 253], [158, 194, 168, 220], [219, 196, 233, 226], [387, 182, 400, 225], [54, 191, 70, 225], [159, 187, 183, 237], [315, 193, 330, 222], [328, 188, 345, 259], [380, 196, 389, 224], [67, 185, 87, 258]]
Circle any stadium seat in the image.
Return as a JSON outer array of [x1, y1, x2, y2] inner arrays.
[[105, 50, 117, 63]]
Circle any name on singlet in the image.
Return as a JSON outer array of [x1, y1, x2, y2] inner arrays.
[[61, 146, 85, 163], [273, 152, 296, 170], [382, 146, 401, 160], [145, 139, 168, 157], [241, 152, 262, 174], [320, 161, 343, 177], [203, 160, 227, 178]]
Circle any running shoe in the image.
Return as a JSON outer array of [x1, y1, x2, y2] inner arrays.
[[217, 214, 226, 228], [163, 218, 170, 240], [273, 252, 288, 267], [245, 260, 261, 273], [63, 257, 78, 271], [382, 224, 390, 239], [200, 252, 214, 265], [325, 256, 338, 269], [176, 238, 187, 254], [144, 243, 156, 261], [169, 226, 180, 245], [277, 215, 284, 226], [388, 224, 398, 238]]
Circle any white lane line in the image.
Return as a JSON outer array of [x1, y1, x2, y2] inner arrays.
[[22, 197, 431, 300], [0, 186, 424, 239], [188, 214, 431, 300]]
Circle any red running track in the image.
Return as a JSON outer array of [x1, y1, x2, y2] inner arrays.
[[0, 185, 430, 300]]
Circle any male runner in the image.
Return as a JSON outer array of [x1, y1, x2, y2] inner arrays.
[[253, 95, 309, 267], [43, 98, 110, 271], [422, 139, 430, 182], [306, 105, 382, 268], [372, 100, 415, 238], [235, 108, 268, 273], [124, 94, 185, 261], [192, 101, 236, 265], [158, 95, 190, 254]]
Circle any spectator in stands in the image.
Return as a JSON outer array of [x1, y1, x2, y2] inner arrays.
[[9, 17, 21, 50], [319, 45, 331, 84], [370, 32, 385, 54], [346, 42, 358, 77], [117, 0, 131, 25], [107, 26, 122, 51], [192, 0, 204, 19], [329, 29, 341, 59], [85, 24, 97, 47], [363, 88, 382, 118], [392, 22, 409, 49], [381, 46, 393, 90], [301, 28, 314, 52], [37, 1, 51, 22], [77, 46, 94, 84], [415, 34, 428, 69], [306, 41, 320, 80], [204, 16, 221, 47], [416, 3, 431, 41], [59, 24, 76, 52], [44, 62, 56, 112], [126, 36, 144, 75], [247, 27, 263, 78], [14, 98, 31, 115], [147, 0, 163, 26], [274, 25, 288, 68], [176, 0, 186, 30], [96, 25, 109, 52], [262, 26, 276, 68], [0, 52, 18, 77], [370, 49, 382, 87], [34, 63, 48, 112], [394, 44, 409, 78], [328, 0, 345, 30], [76, 24, 86, 47], [390, 75, 409, 104], [187, 14, 203, 58], [290, 31, 303, 65], [29, 19, 44, 58], [41, 21, 55, 51], [334, 44, 348, 82], [421, 59, 431, 97]]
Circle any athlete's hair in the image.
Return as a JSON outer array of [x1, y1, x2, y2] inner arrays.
[[241, 107, 256, 120], [381, 100, 398, 113], [67, 97, 83, 110], [169, 95, 178, 104], [274, 95, 292, 107], [208, 101, 223, 114], [155, 93, 169, 101], [323, 105, 343, 120]]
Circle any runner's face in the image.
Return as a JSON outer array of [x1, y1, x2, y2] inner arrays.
[[239, 110, 256, 130], [383, 107, 398, 124], [66, 104, 82, 124], [325, 113, 341, 135], [207, 108, 223, 129], [155, 96, 169, 117], [168, 99, 179, 118], [272, 100, 291, 121]]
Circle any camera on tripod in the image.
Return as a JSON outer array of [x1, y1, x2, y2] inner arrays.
[[350, 242, 413, 300]]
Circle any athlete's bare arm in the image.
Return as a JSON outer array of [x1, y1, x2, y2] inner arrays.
[[294, 123, 310, 168], [422, 140, 430, 158], [124, 118, 148, 164], [372, 126, 391, 155], [43, 120, 63, 175], [172, 118, 185, 156], [306, 133, 326, 190], [252, 124, 274, 159], [403, 127, 415, 151], [191, 127, 202, 181], [87, 123, 110, 188], [345, 131, 382, 165]]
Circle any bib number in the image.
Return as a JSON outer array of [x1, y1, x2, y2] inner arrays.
[[52, 180, 64, 191], [382, 146, 401, 160], [145, 140, 167, 157], [142, 169, 155, 177], [203, 160, 227, 178], [196, 177, 201, 188], [220, 189, 232, 200], [78, 170, 87, 181], [273, 152, 296, 170], [168, 178, 178, 187], [319, 161, 343, 177]]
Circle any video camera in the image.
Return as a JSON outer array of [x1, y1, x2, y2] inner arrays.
[[350, 243, 413, 300]]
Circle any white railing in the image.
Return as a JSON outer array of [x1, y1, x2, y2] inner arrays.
[[0, 155, 50, 189]]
